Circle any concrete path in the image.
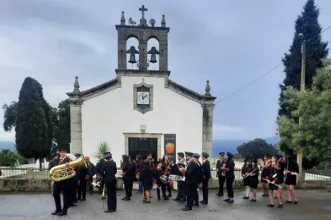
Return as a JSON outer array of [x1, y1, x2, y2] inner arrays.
[[0, 189, 330, 220]]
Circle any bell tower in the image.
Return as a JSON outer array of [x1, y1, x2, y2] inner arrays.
[[116, 5, 170, 73]]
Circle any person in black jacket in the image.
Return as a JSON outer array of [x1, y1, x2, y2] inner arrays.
[[77, 163, 89, 201], [155, 161, 168, 200], [284, 154, 299, 204], [101, 152, 117, 212], [181, 153, 201, 211], [266, 156, 283, 208], [121, 155, 135, 201], [200, 152, 211, 204], [51, 147, 73, 216], [224, 152, 235, 204], [96, 152, 110, 196], [215, 152, 226, 196], [84, 156, 95, 194], [248, 158, 259, 202], [140, 159, 155, 203]]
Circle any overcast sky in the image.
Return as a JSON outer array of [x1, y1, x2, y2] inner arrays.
[[0, 0, 330, 142]]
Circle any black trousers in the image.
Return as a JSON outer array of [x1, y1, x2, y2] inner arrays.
[[186, 182, 198, 209], [157, 183, 166, 198], [98, 182, 104, 194], [202, 179, 209, 202], [71, 179, 78, 203], [77, 179, 87, 199], [165, 182, 171, 196], [176, 181, 184, 199], [124, 179, 133, 198], [106, 182, 117, 211], [53, 181, 70, 213], [226, 176, 234, 198], [218, 176, 225, 195]]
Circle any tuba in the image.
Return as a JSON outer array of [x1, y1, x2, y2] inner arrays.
[[50, 154, 86, 182]]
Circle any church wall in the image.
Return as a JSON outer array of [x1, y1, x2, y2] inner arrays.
[[81, 76, 203, 165]]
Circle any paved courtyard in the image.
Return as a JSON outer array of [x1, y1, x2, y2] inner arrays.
[[0, 189, 330, 220]]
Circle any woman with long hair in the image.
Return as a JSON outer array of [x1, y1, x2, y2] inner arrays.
[[140, 159, 155, 203], [161, 155, 172, 197], [248, 158, 259, 202], [266, 156, 283, 208], [121, 155, 135, 201], [284, 155, 299, 204]]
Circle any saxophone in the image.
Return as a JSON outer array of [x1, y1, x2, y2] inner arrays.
[[50, 154, 86, 182]]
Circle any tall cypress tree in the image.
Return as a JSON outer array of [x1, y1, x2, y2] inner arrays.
[[278, 0, 328, 117], [56, 99, 71, 151], [15, 77, 50, 161]]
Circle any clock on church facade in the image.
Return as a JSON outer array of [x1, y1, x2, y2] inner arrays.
[[66, 5, 216, 166]]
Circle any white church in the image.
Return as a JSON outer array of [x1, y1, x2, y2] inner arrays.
[[67, 6, 216, 165]]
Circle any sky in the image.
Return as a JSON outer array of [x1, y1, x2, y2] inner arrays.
[[0, 0, 331, 142]]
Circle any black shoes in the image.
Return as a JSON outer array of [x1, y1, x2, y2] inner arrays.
[[182, 207, 192, 211], [57, 211, 67, 216], [122, 196, 130, 201], [242, 196, 249, 199], [51, 210, 61, 215], [104, 210, 116, 213], [200, 200, 208, 204]]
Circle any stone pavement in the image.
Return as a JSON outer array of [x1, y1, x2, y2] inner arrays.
[[0, 189, 330, 220]]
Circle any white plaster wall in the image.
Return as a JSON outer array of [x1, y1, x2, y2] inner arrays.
[[81, 76, 202, 165]]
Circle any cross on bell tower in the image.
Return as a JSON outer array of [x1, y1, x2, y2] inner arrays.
[[139, 5, 148, 26], [115, 5, 170, 73]]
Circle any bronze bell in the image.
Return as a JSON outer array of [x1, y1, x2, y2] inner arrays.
[[129, 52, 137, 64], [149, 54, 157, 63]]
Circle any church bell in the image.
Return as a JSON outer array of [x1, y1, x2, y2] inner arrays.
[[126, 46, 139, 64], [147, 46, 160, 64], [129, 53, 137, 63]]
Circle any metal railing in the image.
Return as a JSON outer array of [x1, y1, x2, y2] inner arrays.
[[0, 167, 51, 180], [303, 169, 331, 181]]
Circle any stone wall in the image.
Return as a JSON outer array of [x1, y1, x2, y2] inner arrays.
[[1, 178, 331, 192]]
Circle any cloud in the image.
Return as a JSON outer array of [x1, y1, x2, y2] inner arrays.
[[213, 124, 245, 140]]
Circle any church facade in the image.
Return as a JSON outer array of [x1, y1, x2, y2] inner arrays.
[[67, 6, 216, 165]]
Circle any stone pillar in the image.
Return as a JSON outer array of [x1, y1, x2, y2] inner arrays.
[[202, 102, 214, 157], [138, 41, 148, 71], [70, 102, 83, 154]]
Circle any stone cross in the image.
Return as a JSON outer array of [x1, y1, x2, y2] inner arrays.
[[139, 5, 148, 19]]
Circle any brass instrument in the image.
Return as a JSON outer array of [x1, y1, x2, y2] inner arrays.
[[49, 154, 86, 182]]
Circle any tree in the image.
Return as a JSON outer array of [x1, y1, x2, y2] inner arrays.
[[55, 99, 70, 150], [278, 0, 328, 118], [237, 138, 277, 159], [0, 149, 24, 167], [15, 77, 51, 162], [2, 102, 17, 132], [277, 59, 331, 162]]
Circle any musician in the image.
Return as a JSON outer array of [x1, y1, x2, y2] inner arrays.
[[284, 154, 299, 204], [261, 154, 269, 197], [161, 155, 172, 198], [242, 158, 252, 199], [77, 157, 89, 201], [134, 154, 144, 194], [265, 156, 283, 208], [173, 152, 186, 202], [181, 152, 201, 211], [96, 152, 110, 196], [147, 153, 156, 170], [70, 153, 81, 205], [224, 152, 235, 203], [276, 155, 286, 200], [121, 155, 136, 201], [155, 161, 168, 200], [200, 152, 211, 205], [141, 159, 155, 203], [193, 153, 202, 207], [101, 152, 117, 212], [51, 147, 73, 216], [216, 152, 226, 197], [248, 158, 259, 202], [84, 156, 96, 194]]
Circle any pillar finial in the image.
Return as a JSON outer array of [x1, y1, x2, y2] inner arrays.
[[204, 80, 211, 97], [73, 76, 80, 94], [161, 14, 166, 27], [120, 11, 126, 25]]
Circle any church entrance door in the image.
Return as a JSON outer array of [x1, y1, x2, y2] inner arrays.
[[128, 137, 158, 161]]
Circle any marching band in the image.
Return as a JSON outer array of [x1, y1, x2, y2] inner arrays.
[[48, 148, 300, 216]]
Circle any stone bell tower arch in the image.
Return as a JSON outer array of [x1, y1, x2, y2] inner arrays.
[[116, 5, 170, 73]]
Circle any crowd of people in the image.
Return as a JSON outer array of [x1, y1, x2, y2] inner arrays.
[[48, 148, 299, 216]]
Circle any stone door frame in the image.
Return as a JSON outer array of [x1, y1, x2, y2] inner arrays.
[[123, 133, 163, 160]]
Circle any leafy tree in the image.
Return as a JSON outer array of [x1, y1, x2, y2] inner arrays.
[[277, 59, 331, 162], [94, 141, 111, 159], [237, 138, 277, 159], [2, 102, 17, 132], [15, 77, 50, 162], [0, 149, 24, 167], [278, 0, 328, 118], [55, 99, 70, 150]]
